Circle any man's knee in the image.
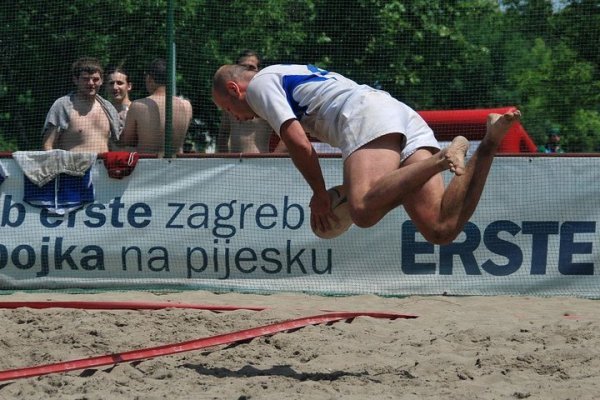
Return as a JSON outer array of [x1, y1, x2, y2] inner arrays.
[[420, 224, 460, 245], [349, 204, 380, 228]]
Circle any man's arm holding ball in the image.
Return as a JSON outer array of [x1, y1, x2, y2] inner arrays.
[[279, 119, 335, 233]]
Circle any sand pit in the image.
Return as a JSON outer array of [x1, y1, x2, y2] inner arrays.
[[0, 291, 598, 399]]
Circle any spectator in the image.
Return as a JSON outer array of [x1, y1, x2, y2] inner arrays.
[[106, 65, 133, 125], [42, 57, 121, 153], [217, 50, 276, 153], [237, 49, 260, 70], [119, 58, 193, 156], [538, 126, 565, 153]]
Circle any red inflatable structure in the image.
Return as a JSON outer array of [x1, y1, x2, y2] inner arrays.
[[417, 106, 537, 153]]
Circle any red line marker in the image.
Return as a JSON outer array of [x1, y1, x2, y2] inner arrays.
[[0, 309, 416, 382]]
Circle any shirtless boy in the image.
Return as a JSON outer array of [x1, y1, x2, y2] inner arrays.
[[119, 58, 193, 157], [42, 57, 121, 153]]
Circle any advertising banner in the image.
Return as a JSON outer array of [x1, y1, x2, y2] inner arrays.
[[1, 156, 599, 297]]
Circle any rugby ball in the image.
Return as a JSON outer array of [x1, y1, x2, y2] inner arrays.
[[312, 185, 353, 239]]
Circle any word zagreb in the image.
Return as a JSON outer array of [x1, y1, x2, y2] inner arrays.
[[1, 195, 306, 238]]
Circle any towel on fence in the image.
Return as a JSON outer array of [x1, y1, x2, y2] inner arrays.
[[101, 151, 139, 179], [13, 150, 96, 216], [13, 150, 97, 187], [23, 169, 95, 216]]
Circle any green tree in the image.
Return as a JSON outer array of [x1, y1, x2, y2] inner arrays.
[[0, 0, 597, 152], [496, 0, 600, 150]]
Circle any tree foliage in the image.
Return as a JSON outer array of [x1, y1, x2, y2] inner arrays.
[[0, 0, 598, 151]]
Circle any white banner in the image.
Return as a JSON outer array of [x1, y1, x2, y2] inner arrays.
[[0, 156, 599, 297]]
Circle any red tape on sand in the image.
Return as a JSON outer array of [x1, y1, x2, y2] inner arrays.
[[0, 304, 416, 382], [0, 301, 267, 312]]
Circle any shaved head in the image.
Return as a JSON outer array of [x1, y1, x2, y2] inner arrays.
[[212, 64, 255, 96], [211, 64, 259, 121]]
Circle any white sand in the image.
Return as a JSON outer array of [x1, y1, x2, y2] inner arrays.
[[0, 291, 599, 400]]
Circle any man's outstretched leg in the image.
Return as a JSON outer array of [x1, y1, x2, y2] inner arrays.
[[403, 110, 522, 244], [344, 133, 470, 228]]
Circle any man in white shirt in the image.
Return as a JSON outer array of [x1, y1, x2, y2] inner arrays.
[[212, 63, 521, 243]]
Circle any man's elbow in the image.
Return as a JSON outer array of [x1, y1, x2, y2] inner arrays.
[[285, 139, 314, 157]]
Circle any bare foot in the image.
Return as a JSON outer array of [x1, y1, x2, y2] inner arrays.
[[486, 110, 522, 145], [441, 135, 470, 176]]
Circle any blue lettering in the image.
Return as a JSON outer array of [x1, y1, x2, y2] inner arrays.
[[80, 246, 104, 270], [283, 196, 303, 230], [12, 245, 35, 270], [401, 221, 436, 274], [214, 201, 236, 238], [256, 204, 277, 229], [400, 219, 596, 276], [213, 239, 230, 279], [286, 240, 307, 273], [0, 244, 7, 268], [261, 248, 282, 273], [559, 221, 595, 275], [188, 203, 209, 229], [310, 248, 332, 274], [128, 203, 151, 228], [440, 222, 482, 275], [40, 209, 63, 228], [166, 203, 185, 228], [1, 196, 25, 227], [108, 197, 125, 228], [54, 237, 77, 270], [236, 248, 258, 273], [522, 221, 559, 274], [147, 246, 169, 272], [481, 220, 522, 276], [239, 202, 253, 229], [84, 204, 107, 228], [186, 246, 209, 277]]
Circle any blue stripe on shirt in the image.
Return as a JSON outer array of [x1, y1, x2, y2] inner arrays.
[[281, 64, 331, 119]]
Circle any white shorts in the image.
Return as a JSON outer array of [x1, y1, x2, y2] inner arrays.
[[336, 89, 440, 160]]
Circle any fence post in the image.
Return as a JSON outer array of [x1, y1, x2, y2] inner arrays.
[[165, 0, 175, 157]]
